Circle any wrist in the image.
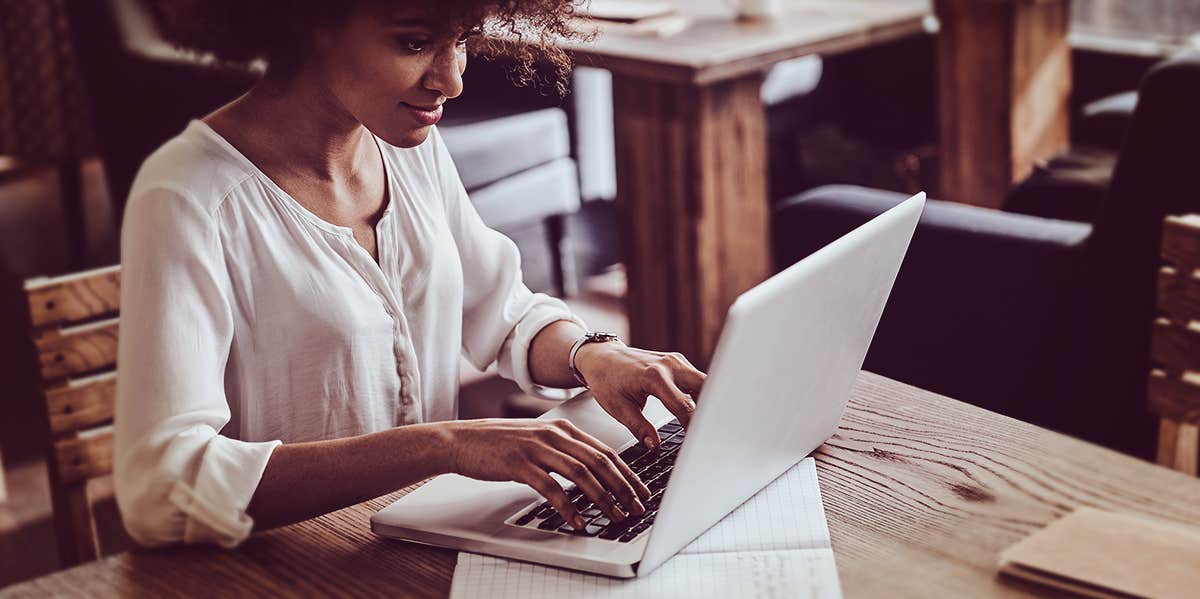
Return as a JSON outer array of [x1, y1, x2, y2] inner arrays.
[[574, 341, 621, 386], [425, 422, 462, 476]]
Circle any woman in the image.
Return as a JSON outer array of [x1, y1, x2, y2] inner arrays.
[[115, 0, 706, 548]]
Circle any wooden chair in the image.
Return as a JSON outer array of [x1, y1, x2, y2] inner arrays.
[[22, 265, 121, 566], [1148, 215, 1200, 475]]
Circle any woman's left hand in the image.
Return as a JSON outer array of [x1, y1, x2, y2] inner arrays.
[[573, 343, 707, 450]]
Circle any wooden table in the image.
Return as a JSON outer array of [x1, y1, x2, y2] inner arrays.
[[559, 1, 931, 367], [6, 372, 1200, 597]]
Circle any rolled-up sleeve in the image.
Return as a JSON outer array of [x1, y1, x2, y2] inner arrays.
[[428, 128, 586, 398], [115, 186, 279, 548]]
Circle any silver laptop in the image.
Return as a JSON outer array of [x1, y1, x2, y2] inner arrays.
[[371, 192, 926, 578]]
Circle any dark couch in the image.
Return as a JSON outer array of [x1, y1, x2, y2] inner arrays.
[[773, 52, 1200, 457]]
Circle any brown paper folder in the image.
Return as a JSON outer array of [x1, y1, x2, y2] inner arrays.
[[998, 507, 1200, 598]]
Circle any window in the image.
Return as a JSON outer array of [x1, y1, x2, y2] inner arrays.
[[1072, 0, 1200, 54]]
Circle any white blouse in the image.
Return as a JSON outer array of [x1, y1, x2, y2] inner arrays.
[[114, 120, 583, 548]]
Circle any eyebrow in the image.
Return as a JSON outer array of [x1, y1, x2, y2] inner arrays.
[[386, 17, 437, 28]]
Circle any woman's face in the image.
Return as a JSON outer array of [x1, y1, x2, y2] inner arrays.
[[311, 6, 472, 148]]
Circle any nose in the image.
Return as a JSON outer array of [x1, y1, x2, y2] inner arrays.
[[422, 45, 464, 100]]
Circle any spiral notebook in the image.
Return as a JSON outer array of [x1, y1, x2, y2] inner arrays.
[[450, 458, 842, 598]]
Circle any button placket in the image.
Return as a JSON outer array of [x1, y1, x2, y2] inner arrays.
[[339, 226, 423, 426]]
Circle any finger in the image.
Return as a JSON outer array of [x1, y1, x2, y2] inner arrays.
[[541, 451, 628, 522], [596, 390, 660, 450], [672, 364, 707, 397], [521, 469, 584, 529], [661, 352, 706, 396], [559, 427, 650, 509], [652, 374, 697, 429]]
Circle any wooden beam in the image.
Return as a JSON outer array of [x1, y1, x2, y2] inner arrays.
[[33, 318, 119, 382], [46, 372, 117, 435], [25, 265, 120, 329]]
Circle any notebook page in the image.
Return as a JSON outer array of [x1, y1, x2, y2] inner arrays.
[[681, 458, 831, 554], [451, 549, 841, 599]]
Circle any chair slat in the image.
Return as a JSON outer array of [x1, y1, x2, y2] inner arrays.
[[1150, 318, 1200, 373], [1148, 369, 1200, 425], [55, 431, 114, 486], [1158, 266, 1200, 321], [35, 318, 119, 381], [1162, 215, 1200, 267], [25, 265, 121, 328], [46, 372, 117, 435]]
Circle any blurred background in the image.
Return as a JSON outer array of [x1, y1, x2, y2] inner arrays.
[[2, 0, 1200, 587]]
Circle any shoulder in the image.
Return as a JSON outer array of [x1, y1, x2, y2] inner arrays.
[[126, 120, 259, 218]]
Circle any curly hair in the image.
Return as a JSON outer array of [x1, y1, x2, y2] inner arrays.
[[146, 0, 586, 95]]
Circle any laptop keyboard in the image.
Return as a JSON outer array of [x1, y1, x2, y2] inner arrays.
[[508, 418, 685, 543]]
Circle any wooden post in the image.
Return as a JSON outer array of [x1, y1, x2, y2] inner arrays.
[[611, 72, 772, 368], [934, 0, 1072, 208]]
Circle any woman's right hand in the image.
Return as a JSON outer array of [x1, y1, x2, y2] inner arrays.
[[444, 418, 651, 529]]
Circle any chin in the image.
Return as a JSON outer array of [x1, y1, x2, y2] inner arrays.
[[375, 125, 432, 149]]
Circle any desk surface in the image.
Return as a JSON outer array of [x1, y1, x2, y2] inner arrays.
[[6, 372, 1200, 598], [561, 0, 930, 84]]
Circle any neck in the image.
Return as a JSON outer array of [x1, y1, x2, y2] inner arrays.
[[223, 71, 376, 183]]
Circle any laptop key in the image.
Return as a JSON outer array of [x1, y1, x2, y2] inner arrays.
[[538, 514, 565, 531], [599, 529, 623, 540], [581, 507, 602, 518], [583, 523, 605, 536], [618, 531, 640, 542], [514, 510, 539, 526]]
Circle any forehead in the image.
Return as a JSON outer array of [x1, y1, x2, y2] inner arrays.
[[371, 4, 480, 33]]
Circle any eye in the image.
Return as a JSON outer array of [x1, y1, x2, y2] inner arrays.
[[396, 38, 428, 53], [457, 28, 482, 46]]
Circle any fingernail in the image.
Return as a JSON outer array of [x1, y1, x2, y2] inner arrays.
[[644, 435, 658, 448], [574, 517, 585, 529], [632, 499, 646, 514]]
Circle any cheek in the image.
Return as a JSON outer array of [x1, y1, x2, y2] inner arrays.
[[331, 55, 431, 138]]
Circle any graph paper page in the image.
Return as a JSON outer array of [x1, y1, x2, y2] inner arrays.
[[449, 458, 841, 598], [450, 548, 840, 599], [679, 457, 831, 554]]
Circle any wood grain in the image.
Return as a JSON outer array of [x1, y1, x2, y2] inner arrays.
[[1148, 370, 1200, 425], [24, 266, 120, 329], [51, 482, 100, 568], [45, 373, 117, 435], [934, 0, 1071, 209], [1157, 266, 1200, 321], [54, 432, 114, 487], [1162, 215, 1200, 267], [611, 71, 771, 367], [1156, 418, 1199, 476], [7, 372, 1200, 598], [33, 319, 119, 382], [1149, 318, 1200, 373]]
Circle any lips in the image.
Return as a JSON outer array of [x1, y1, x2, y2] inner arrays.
[[402, 102, 443, 126]]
